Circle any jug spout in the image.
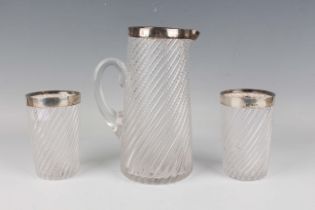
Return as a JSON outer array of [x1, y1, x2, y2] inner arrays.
[[128, 26, 200, 40]]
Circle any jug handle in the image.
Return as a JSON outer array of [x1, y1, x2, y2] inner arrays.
[[94, 58, 127, 137]]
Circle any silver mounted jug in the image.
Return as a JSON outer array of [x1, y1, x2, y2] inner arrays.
[[94, 26, 199, 184]]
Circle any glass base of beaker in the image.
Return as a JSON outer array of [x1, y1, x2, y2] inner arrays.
[[224, 169, 268, 181], [35, 165, 80, 180]]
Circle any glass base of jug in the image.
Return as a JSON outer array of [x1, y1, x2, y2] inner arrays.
[[121, 168, 192, 184]]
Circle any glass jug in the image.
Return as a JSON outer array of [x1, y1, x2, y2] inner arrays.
[[94, 26, 199, 184]]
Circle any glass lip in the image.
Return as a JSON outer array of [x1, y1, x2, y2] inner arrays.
[[220, 88, 275, 108], [26, 90, 81, 108], [128, 26, 200, 40]]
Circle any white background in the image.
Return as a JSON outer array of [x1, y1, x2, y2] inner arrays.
[[1, 0, 315, 209]]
